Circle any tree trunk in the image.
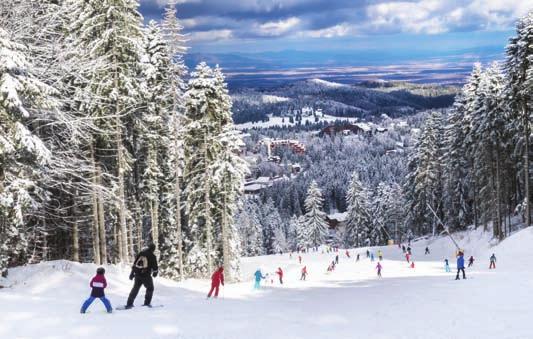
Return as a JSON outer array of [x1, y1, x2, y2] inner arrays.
[[524, 102, 531, 226], [204, 129, 213, 275], [114, 93, 129, 263], [495, 150, 503, 240], [221, 176, 231, 282], [71, 190, 80, 263], [90, 144, 101, 265], [96, 164, 107, 264]]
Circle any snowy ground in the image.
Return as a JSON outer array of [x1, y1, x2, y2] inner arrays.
[[2, 227, 533, 339]]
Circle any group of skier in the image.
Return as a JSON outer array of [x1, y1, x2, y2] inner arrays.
[[80, 242, 500, 314]]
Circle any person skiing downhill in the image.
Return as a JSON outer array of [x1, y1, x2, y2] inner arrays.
[[378, 250, 383, 261], [489, 254, 497, 269], [356, 253, 360, 262], [335, 255, 339, 264], [298, 255, 302, 264], [402, 245, 406, 253], [407, 246, 412, 255], [444, 259, 451, 272], [126, 243, 158, 309], [300, 266, 308, 281], [345, 250, 351, 258], [376, 262, 382, 277], [405, 253, 410, 263], [425, 247, 430, 255], [254, 269, 265, 289], [410, 261, 415, 269], [456, 251, 466, 280], [80, 267, 113, 314], [366, 250, 370, 258], [468, 256, 475, 267], [207, 266, 224, 298], [370, 253, 375, 262], [276, 267, 284, 284]]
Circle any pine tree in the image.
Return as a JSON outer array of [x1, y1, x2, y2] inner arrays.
[[0, 27, 56, 276], [345, 172, 372, 247], [303, 181, 329, 247]]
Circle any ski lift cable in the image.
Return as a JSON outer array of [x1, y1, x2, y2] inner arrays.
[[426, 203, 460, 250]]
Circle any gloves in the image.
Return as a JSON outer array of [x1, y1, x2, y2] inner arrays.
[[152, 271, 158, 278], [129, 272, 134, 280]]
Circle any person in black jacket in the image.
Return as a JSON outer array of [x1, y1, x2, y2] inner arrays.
[[125, 244, 158, 308]]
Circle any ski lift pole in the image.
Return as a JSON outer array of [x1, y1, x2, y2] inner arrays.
[[426, 203, 460, 250]]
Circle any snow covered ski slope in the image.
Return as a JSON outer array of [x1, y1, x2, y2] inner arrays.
[[1, 227, 533, 339]]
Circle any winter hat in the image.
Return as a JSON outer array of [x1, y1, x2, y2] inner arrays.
[[96, 267, 105, 275], [147, 243, 156, 252]]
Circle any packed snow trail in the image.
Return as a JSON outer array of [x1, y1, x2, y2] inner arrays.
[[1, 227, 533, 339]]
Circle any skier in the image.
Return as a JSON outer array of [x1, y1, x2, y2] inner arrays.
[[410, 261, 415, 269], [407, 246, 412, 255], [345, 250, 350, 258], [335, 254, 339, 264], [207, 266, 224, 298], [276, 267, 284, 284], [455, 251, 466, 280], [377, 250, 383, 261], [254, 269, 266, 289], [402, 245, 406, 253], [298, 255, 302, 264], [356, 253, 360, 262], [444, 259, 451, 272], [376, 262, 382, 277], [489, 254, 497, 269], [468, 256, 475, 267], [405, 253, 410, 263], [125, 243, 158, 309], [366, 249, 370, 258], [425, 247, 430, 255], [370, 253, 375, 262], [300, 266, 308, 281], [80, 267, 113, 314]]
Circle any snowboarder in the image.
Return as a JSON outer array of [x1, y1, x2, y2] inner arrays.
[[370, 253, 375, 262], [335, 254, 339, 264], [254, 269, 266, 289], [489, 254, 496, 269], [376, 262, 382, 277], [366, 250, 370, 258], [300, 266, 308, 281], [80, 267, 113, 314], [276, 267, 284, 284], [468, 256, 474, 267], [444, 259, 450, 272], [455, 251, 466, 280], [125, 243, 158, 309], [378, 250, 383, 261], [356, 253, 360, 262], [207, 266, 224, 298], [405, 253, 410, 263], [345, 250, 350, 258], [425, 247, 430, 255]]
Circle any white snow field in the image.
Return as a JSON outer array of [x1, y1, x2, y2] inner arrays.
[[1, 227, 533, 339]]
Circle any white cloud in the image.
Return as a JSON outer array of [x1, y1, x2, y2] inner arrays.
[[303, 23, 354, 38], [189, 29, 233, 42], [257, 17, 301, 36]]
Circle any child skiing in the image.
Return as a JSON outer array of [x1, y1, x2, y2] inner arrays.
[[254, 269, 265, 289], [489, 254, 497, 269], [378, 250, 383, 261], [376, 262, 382, 277], [300, 266, 308, 281], [455, 251, 466, 280], [276, 267, 284, 284], [207, 266, 224, 298], [444, 259, 450, 272], [80, 267, 113, 314], [468, 256, 475, 267]]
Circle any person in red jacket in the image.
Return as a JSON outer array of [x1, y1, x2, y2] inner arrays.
[[300, 266, 308, 281], [81, 267, 113, 313], [207, 266, 224, 298], [276, 267, 283, 284]]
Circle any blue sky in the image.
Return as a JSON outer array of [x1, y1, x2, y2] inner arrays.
[[139, 0, 532, 66]]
